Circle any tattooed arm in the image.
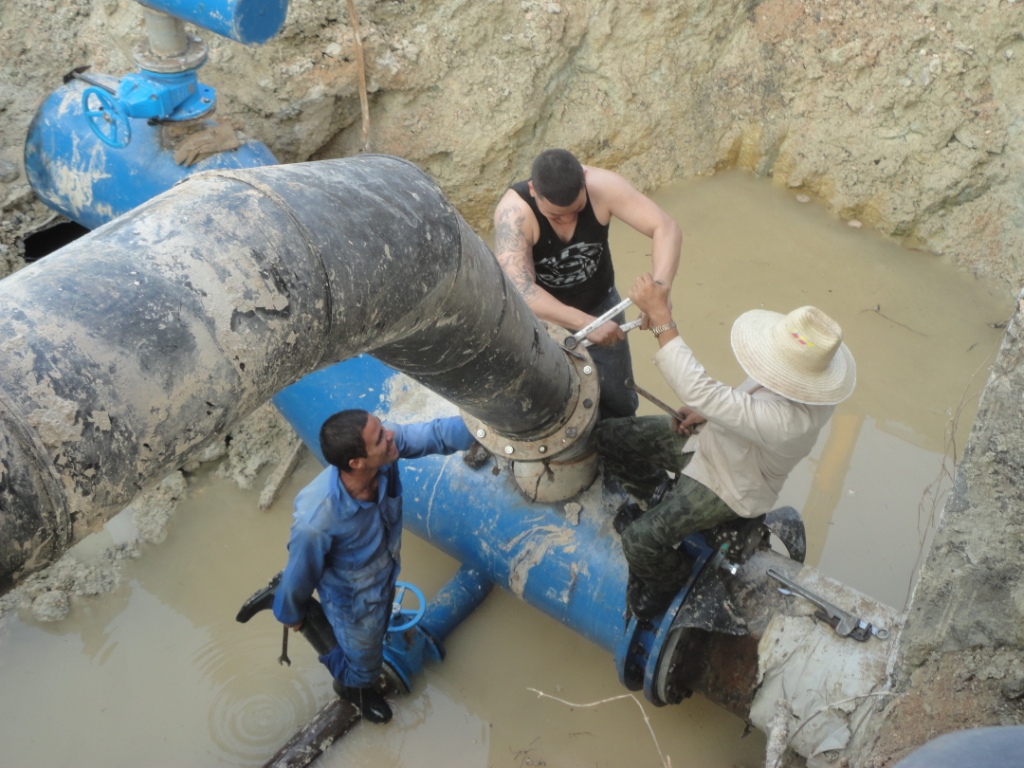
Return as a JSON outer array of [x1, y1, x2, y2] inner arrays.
[[493, 189, 600, 336]]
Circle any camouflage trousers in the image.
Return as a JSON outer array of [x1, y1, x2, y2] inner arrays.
[[595, 416, 738, 593]]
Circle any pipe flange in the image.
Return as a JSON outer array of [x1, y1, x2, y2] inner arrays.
[[644, 538, 714, 706], [460, 324, 600, 462]]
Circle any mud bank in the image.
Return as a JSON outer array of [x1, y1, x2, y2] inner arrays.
[[2, 0, 1024, 289]]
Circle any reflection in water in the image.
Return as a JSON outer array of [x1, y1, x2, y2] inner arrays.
[[0, 170, 1010, 767], [800, 411, 865, 566], [328, 678, 490, 768], [200, 633, 324, 763]]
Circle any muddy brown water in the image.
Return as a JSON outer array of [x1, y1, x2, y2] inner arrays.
[[0, 170, 1009, 767]]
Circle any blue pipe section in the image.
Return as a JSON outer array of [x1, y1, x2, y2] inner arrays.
[[138, 0, 289, 45], [275, 356, 711, 704], [418, 566, 493, 648], [275, 357, 630, 651], [383, 566, 492, 690], [24, 77, 277, 230]]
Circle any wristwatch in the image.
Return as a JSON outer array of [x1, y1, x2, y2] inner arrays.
[[650, 321, 677, 338]]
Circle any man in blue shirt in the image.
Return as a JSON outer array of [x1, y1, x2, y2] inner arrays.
[[272, 409, 475, 724]]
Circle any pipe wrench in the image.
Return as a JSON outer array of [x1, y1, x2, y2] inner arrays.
[[767, 568, 889, 641]]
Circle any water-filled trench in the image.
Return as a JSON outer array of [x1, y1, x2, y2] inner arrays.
[[0, 170, 1009, 767]]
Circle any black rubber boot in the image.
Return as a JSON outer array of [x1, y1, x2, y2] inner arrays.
[[235, 572, 282, 623], [613, 476, 674, 535], [333, 680, 393, 724], [625, 559, 691, 622], [628, 583, 677, 621], [294, 599, 337, 655], [613, 502, 644, 535]]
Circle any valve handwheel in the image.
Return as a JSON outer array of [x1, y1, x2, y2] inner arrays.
[[82, 87, 131, 148], [388, 581, 426, 632]]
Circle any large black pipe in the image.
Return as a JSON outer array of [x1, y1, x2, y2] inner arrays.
[[0, 155, 576, 591]]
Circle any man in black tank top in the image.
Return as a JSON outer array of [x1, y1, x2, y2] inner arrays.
[[494, 149, 683, 419]]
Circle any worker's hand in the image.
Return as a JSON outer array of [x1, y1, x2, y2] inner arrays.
[[285, 620, 304, 632], [630, 273, 672, 323], [672, 407, 706, 436], [586, 319, 627, 346]]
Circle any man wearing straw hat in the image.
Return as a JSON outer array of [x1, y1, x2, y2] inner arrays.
[[597, 273, 857, 621]]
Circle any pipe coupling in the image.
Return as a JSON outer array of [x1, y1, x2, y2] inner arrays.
[[460, 323, 599, 463]]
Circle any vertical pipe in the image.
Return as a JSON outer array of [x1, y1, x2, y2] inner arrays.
[[134, 0, 290, 45], [141, 8, 189, 58]]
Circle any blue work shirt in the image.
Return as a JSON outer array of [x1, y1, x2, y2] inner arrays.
[[272, 416, 474, 686]]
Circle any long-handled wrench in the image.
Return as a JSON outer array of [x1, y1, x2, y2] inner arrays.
[[581, 317, 643, 347], [563, 297, 633, 349], [624, 377, 680, 418]]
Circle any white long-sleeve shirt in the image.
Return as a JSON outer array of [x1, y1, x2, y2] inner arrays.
[[654, 336, 834, 518]]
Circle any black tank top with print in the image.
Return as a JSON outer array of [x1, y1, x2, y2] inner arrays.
[[511, 180, 615, 312]]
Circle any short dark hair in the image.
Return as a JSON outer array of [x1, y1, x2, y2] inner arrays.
[[531, 149, 585, 206], [320, 409, 370, 472]]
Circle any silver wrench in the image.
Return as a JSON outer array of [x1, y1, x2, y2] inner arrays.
[[767, 568, 889, 641], [581, 317, 643, 347], [563, 297, 633, 349]]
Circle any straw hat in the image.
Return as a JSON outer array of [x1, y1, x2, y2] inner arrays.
[[730, 306, 856, 405]]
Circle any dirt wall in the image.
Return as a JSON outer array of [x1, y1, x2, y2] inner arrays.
[[1, 0, 1023, 291]]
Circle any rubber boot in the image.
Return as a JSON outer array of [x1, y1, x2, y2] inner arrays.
[[236, 573, 340, 655], [625, 558, 691, 622], [235, 572, 282, 623], [628, 584, 677, 621], [613, 501, 644, 535], [613, 476, 674, 535], [333, 679, 393, 724], [299, 599, 338, 655]]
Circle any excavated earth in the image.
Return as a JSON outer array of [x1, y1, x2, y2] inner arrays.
[[2, 1, 1024, 765]]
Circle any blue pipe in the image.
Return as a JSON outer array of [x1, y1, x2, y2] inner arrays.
[[418, 566, 493, 648], [25, 0, 287, 230], [139, 0, 289, 45], [24, 77, 277, 230], [383, 566, 493, 690], [274, 356, 712, 704]]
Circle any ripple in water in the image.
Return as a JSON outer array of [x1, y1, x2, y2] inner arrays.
[[195, 633, 326, 765]]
